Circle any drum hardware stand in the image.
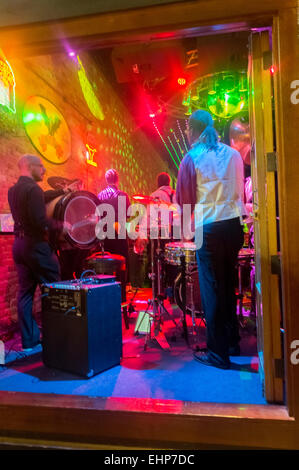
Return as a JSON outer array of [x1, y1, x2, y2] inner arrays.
[[138, 237, 180, 351], [237, 258, 245, 325], [236, 252, 256, 330], [186, 269, 199, 340], [126, 286, 139, 314], [185, 270, 206, 350], [121, 287, 139, 331], [180, 254, 190, 346]]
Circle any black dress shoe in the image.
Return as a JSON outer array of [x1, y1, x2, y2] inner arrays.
[[21, 340, 41, 352], [193, 345, 208, 353], [193, 351, 230, 370]]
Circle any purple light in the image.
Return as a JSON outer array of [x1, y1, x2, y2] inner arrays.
[[69, 51, 75, 57]]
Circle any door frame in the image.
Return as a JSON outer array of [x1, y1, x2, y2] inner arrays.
[[248, 29, 284, 404], [0, 0, 298, 449]]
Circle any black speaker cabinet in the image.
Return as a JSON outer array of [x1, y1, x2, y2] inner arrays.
[[41, 279, 122, 378]]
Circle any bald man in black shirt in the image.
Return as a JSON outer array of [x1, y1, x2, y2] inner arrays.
[[8, 154, 62, 351]]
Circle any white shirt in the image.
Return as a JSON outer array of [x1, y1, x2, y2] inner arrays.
[[138, 185, 180, 239], [176, 141, 247, 228], [150, 185, 176, 205]]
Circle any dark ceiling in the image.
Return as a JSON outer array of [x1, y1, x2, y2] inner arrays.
[[91, 31, 250, 173], [0, 0, 188, 28]]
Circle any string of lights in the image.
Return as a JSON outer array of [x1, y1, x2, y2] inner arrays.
[[151, 118, 180, 170], [177, 119, 189, 152], [172, 129, 185, 158]]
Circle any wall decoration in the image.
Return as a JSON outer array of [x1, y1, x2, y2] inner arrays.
[[0, 56, 16, 113], [23, 96, 71, 164], [85, 143, 97, 167]]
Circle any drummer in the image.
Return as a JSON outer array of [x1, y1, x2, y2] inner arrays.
[[149, 172, 180, 239], [134, 172, 179, 299], [136, 172, 179, 247], [97, 169, 131, 268], [151, 172, 177, 209], [8, 154, 65, 351]]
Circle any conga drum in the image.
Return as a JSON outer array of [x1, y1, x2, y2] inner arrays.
[[164, 242, 203, 316]]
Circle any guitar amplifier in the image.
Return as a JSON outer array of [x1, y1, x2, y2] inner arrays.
[[41, 275, 122, 378]]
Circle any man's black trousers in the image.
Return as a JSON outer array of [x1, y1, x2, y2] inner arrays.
[[196, 218, 244, 363], [13, 237, 60, 349]]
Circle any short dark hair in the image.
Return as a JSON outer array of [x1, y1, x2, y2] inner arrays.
[[105, 169, 119, 185], [157, 172, 170, 187]]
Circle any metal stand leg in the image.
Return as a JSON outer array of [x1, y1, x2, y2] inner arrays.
[[237, 262, 244, 325], [180, 254, 189, 346], [140, 238, 181, 350], [122, 305, 130, 329]]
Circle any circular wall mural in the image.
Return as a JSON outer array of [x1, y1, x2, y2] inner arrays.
[[23, 96, 71, 164]]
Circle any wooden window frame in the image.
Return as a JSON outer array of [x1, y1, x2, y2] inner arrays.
[[0, 0, 298, 449]]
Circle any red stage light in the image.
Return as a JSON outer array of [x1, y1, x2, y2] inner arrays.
[[270, 65, 275, 75]]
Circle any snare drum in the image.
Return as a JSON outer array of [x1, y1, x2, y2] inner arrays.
[[164, 242, 197, 266]]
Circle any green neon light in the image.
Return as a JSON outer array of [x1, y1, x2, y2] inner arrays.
[[162, 141, 180, 170], [182, 71, 248, 119], [167, 135, 181, 164], [173, 130, 185, 157], [207, 90, 247, 119], [23, 112, 46, 124], [77, 56, 105, 121], [152, 119, 179, 170], [23, 112, 35, 123]]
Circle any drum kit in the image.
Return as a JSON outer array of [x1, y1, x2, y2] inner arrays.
[[132, 194, 205, 350], [44, 180, 255, 351], [45, 178, 203, 348]]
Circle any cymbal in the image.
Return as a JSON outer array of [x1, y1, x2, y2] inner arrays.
[[150, 198, 179, 210], [229, 118, 251, 165], [131, 194, 155, 205], [47, 176, 82, 190]]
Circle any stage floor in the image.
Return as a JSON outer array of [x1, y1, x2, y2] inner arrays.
[[0, 287, 266, 405]]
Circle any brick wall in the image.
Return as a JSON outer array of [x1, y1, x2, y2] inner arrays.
[[0, 51, 171, 334]]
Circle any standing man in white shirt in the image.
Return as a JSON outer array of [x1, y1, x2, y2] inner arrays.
[[176, 110, 247, 369], [149, 172, 178, 239], [151, 172, 176, 205]]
